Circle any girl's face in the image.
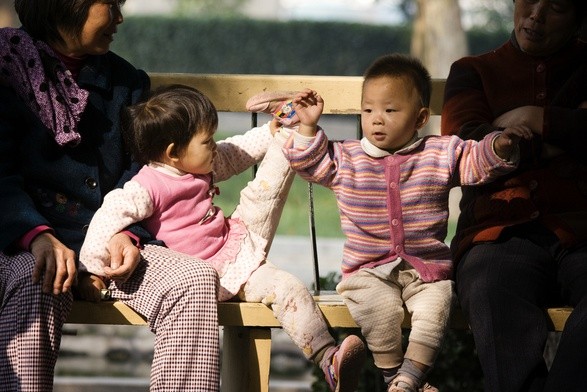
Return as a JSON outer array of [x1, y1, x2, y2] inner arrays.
[[360, 75, 429, 153], [173, 130, 217, 175], [514, 0, 579, 56], [56, 0, 123, 57]]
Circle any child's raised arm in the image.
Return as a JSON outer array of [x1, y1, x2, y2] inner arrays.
[[292, 89, 324, 137]]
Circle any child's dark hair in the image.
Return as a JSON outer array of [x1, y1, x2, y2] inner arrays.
[[122, 84, 218, 165], [363, 53, 432, 107]]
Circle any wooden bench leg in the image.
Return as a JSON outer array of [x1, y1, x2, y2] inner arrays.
[[221, 326, 272, 392]]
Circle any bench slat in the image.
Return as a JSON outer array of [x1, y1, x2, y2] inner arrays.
[[149, 73, 445, 116], [68, 297, 571, 332]]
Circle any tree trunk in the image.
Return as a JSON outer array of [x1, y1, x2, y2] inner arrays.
[[411, 0, 467, 78]]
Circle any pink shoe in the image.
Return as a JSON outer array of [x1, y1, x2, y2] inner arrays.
[[322, 335, 366, 392], [245, 91, 300, 125]]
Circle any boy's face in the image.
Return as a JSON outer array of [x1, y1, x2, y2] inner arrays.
[[361, 75, 429, 153]]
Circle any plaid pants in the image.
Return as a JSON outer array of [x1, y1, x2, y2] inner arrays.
[[1, 246, 221, 392], [0, 251, 72, 392]]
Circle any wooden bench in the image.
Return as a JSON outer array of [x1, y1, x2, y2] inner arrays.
[[66, 73, 573, 392]]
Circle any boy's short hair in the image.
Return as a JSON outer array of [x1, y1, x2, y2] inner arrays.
[[363, 53, 432, 107], [122, 84, 218, 165]]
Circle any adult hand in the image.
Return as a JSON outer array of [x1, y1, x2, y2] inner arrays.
[[103, 232, 141, 284], [493, 106, 566, 158], [30, 232, 76, 295], [492, 106, 543, 135]]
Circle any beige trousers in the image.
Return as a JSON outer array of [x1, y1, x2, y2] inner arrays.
[[337, 261, 454, 369]]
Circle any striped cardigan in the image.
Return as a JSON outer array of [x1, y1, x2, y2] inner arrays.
[[283, 130, 516, 281]]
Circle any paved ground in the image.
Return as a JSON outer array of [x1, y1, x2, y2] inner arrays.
[[54, 377, 312, 392]]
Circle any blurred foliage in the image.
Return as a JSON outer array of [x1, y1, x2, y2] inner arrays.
[[111, 17, 509, 75], [174, 0, 248, 17], [467, 26, 511, 55]]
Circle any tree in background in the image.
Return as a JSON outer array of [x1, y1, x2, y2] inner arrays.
[[410, 0, 467, 77], [380, 0, 514, 76], [374, 0, 467, 77]]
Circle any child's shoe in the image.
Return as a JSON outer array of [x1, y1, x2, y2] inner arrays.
[[321, 335, 366, 392], [246, 91, 300, 126], [387, 374, 439, 392]]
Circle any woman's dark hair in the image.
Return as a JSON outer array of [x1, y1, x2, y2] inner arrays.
[[122, 84, 219, 165], [363, 53, 432, 108], [14, 0, 125, 45]]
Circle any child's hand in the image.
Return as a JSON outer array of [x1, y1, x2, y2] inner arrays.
[[292, 89, 324, 137], [104, 232, 141, 284], [494, 125, 533, 160], [78, 272, 107, 302]]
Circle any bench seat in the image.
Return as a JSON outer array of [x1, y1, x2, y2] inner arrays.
[[66, 297, 572, 392]]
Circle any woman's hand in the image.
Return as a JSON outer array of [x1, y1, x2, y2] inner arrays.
[[30, 232, 76, 295], [493, 106, 543, 134], [493, 105, 567, 159], [103, 232, 141, 284]]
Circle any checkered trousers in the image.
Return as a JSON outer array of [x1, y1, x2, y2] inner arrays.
[[0, 251, 73, 392], [110, 244, 221, 391]]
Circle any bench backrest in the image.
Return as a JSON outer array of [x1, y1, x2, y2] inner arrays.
[[150, 73, 446, 115]]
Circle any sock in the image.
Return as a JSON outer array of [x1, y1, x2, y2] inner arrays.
[[382, 367, 400, 385], [313, 344, 332, 365], [397, 358, 427, 387]]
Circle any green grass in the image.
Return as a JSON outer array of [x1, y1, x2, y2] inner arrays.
[[215, 170, 344, 238]]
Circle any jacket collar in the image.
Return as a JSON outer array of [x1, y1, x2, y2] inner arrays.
[[360, 133, 422, 158]]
